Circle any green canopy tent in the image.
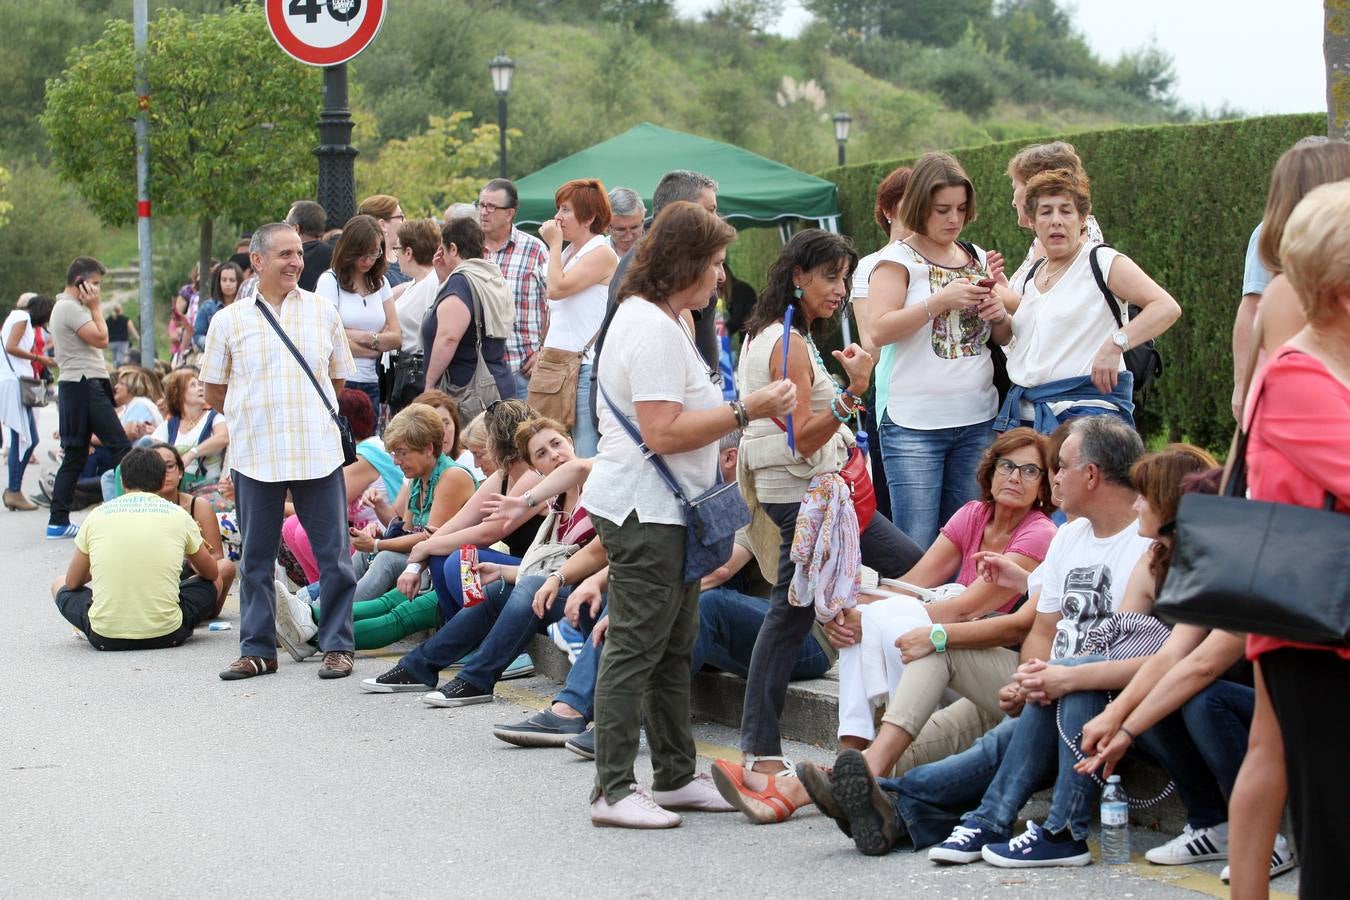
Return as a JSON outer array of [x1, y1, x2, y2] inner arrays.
[[513, 123, 840, 235]]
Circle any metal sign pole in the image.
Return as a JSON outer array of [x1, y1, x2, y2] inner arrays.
[[134, 0, 154, 365], [315, 63, 356, 229]]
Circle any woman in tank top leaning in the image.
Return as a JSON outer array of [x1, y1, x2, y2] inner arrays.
[[995, 168, 1180, 435], [536, 179, 619, 458]]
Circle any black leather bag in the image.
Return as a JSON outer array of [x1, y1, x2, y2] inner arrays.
[[255, 300, 358, 466], [1154, 349, 1350, 645]]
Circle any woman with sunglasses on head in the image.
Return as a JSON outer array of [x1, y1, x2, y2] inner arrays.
[[712, 229, 925, 825], [315, 214, 401, 414]]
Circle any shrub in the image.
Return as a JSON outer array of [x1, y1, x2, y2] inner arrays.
[[820, 113, 1325, 449]]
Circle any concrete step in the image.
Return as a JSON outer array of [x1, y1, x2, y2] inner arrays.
[[527, 633, 1190, 833]]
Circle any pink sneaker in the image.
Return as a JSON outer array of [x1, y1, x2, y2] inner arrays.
[[591, 785, 682, 829]]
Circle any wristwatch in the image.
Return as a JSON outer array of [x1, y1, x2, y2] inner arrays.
[[1110, 330, 1130, 352], [549, 570, 568, 587], [930, 623, 948, 654]]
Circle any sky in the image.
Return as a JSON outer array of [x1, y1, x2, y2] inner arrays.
[[674, 0, 1326, 116]]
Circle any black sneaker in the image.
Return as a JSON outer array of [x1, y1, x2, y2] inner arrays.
[[565, 727, 596, 760], [359, 663, 434, 693], [493, 708, 589, 747], [422, 676, 492, 708]]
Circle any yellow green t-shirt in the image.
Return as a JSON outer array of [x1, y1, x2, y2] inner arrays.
[[75, 492, 204, 639]]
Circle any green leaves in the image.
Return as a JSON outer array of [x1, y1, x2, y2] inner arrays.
[[42, 5, 321, 230]]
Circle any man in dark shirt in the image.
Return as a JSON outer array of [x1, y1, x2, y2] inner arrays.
[[286, 200, 333, 294]]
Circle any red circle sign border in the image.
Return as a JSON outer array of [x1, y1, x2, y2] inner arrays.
[[265, 0, 387, 67]]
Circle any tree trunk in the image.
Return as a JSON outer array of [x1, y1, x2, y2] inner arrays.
[[1327, 0, 1350, 140], [199, 216, 214, 328]]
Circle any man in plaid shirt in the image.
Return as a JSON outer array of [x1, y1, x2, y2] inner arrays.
[[478, 178, 547, 399]]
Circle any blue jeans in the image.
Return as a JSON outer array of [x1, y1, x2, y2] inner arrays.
[[1179, 678, 1253, 799], [401, 573, 597, 688], [556, 587, 832, 720], [878, 413, 993, 549], [881, 716, 1018, 850], [572, 363, 599, 458], [512, 370, 532, 405], [7, 406, 37, 492], [428, 548, 518, 620]]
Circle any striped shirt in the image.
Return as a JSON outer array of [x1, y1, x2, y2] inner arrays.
[[199, 289, 357, 483], [492, 227, 549, 372]]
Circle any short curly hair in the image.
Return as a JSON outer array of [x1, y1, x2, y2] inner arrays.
[[1021, 168, 1092, 221], [383, 403, 444, 458]]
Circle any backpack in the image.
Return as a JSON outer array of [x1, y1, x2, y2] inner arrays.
[[1025, 244, 1163, 398]]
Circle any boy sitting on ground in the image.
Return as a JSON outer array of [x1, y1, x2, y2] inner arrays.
[[52, 447, 219, 650]]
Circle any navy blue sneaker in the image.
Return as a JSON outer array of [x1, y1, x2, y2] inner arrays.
[[982, 821, 1093, 868], [928, 820, 1007, 864]]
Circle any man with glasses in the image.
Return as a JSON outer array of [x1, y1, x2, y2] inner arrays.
[[606, 187, 646, 256], [478, 178, 546, 399], [804, 417, 1154, 864]]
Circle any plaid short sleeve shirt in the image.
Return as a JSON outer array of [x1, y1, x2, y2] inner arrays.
[[494, 227, 549, 371], [199, 289, 357, 483]]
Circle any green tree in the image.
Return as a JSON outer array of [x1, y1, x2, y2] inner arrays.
[[0, 160, 103, 312], [0, 165, 11, 230], [803, 0, 991, 46], [41, 4, 320, 312], [357, 113, 510, 217]]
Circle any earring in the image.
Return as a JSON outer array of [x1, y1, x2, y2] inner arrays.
[[792, 284, 803, 300]]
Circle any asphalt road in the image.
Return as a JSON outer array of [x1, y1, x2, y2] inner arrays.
[[3, 406, 1290, 898]]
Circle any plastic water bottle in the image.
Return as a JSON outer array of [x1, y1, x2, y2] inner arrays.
[[1100, 775, 1131, 864]]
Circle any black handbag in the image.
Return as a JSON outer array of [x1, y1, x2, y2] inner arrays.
[[1154, 346, 1350, 645], [255, 300, 358, 466], [599, 382, 749, 583]]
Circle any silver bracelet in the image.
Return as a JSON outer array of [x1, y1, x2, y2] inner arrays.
[[922, 297, 934, 319], [522, 490, 537, 508], [549, 570, 568, 587]]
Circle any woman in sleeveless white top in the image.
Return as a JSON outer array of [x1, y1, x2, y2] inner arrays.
[[2, 295, 55, 508], [714, 230, 925, 824], [539, 179, 619, 458], [865, 152, 1017, 550]]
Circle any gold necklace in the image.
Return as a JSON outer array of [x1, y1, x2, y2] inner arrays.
[[1036, 241, 1083, 291]]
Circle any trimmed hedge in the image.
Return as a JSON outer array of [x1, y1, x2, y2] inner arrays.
[[818, 113, 1324, 449]]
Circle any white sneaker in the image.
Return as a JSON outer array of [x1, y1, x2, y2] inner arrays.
[[1146, 822, 1229, 864], [652, 773, 735, 812], [1219, 833, 1296, 883], [591, 785, 682, 829], [273, 580, 318, 661]]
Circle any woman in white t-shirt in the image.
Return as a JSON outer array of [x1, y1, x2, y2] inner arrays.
[[536, 179, 619, 458], [996, 168, 1180, 434], [151, 368, 229, 492], [867, 152, 1017, 550], [851, 165, 912, 358], [583, 202, 795, 829], [315, 214, 400, 415], [2, 294, 55, 510]]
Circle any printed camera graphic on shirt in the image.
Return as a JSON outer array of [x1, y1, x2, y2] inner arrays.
[[1053, 563, 1114, 660]]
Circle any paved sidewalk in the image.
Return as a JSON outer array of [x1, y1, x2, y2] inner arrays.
[[3, 407, 1293, 898]]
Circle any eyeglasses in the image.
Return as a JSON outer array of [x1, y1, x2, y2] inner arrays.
[[994, 458, 1044, 480], [359, 249, 383, 262], [381, 214, 405, 223], [389, 447, 424, 459], [475, 201, 514, 214]]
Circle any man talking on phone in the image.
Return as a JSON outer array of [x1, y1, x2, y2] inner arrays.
[[46, 256, 130, 540]]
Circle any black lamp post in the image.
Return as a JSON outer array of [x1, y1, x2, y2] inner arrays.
[[489, 52, 515, 178], [833, 112, 852, 167], [315, 64, 357, 228]]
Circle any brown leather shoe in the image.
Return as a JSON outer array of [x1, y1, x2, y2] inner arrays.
[[798, 762, 851, 838], [219, 655, 278, 680], [318, 650, 355, 679], [4, 490, 37, 511]]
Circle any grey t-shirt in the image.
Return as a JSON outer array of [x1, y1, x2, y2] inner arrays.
[[50, 293, 110, 382]]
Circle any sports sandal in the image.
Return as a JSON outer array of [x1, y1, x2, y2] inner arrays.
[[710, 756, 801, 825]]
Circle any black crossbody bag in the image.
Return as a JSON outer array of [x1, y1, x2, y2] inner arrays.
[[255, 300, 358, 466]]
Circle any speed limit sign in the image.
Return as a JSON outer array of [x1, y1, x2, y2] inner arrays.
[[265, 0, 387, 67]]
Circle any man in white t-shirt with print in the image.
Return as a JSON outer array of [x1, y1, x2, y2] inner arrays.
[[817, 416, 1151, 860]]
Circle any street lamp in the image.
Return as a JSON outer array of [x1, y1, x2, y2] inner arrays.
[[489, 52, 515, 178], [833, 112, 852, 167]]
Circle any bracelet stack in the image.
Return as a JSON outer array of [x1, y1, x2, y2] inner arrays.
[[728, 400, 749, 428]]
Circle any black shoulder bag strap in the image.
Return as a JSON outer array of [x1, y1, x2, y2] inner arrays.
[[1088, 243, 1125, 328], [253, 299, 347, 437]]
